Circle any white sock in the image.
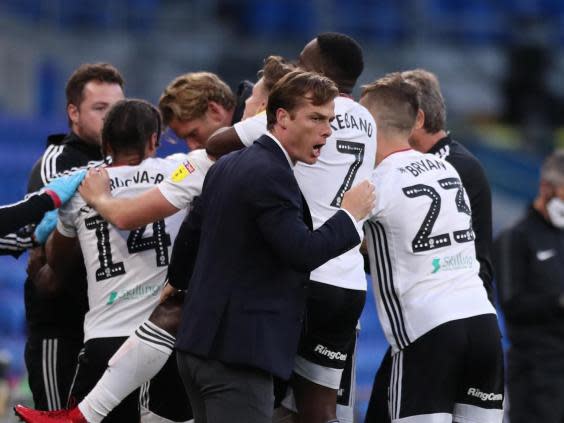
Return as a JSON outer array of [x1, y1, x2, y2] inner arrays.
[[79, 321, 175, 423]]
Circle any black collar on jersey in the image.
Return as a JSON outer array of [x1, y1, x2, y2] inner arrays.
[[47, 131, 104, 161], [231, 80, 254, 125], [427, 135, 452, 155]]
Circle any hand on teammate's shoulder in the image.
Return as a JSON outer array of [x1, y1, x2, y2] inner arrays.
[[79, 167, 111, 207], [341, 180, 375, 221]]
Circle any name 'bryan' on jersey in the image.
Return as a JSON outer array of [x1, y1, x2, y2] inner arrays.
[[365, 149, 495, 353]]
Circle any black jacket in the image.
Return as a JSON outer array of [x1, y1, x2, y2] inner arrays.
[[171, 135, 361, 379], [428, 136, 494, 302], [495, 207, 564, 357], [25, 132, 101, 339]]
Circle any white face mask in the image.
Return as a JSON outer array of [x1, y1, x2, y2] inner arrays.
[[546, 197, 564, 229]]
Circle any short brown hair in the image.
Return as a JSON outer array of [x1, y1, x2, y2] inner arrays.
[[65, 63, 124, 108], [158, 72, 236, 125], [266, 70, 338, 131], [401, 69, 446, 134], [361, 72, 419, 134], [259, 55, 296, 93]]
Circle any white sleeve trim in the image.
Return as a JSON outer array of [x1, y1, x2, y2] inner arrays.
[[56, 218, 76, 238]]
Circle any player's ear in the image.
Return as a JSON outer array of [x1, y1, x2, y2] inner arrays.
[[414, 109, 425, 130], [207, 101, 226, 123], [257, 100, 267, 115], [148, 133, 159, 156], [68, 103, 79, 126], [276, 108, 289, 130]]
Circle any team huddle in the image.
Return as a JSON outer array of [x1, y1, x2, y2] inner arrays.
[[7, 32, 503, 423]]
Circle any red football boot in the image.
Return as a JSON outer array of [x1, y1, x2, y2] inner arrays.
[[14, 405, 87, 423]]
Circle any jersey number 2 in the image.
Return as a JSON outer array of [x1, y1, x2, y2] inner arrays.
[[85, 216, 171, 281], [402, 177, 474, 253]]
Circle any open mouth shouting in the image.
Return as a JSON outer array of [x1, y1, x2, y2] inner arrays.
[[313, 142, 325, 157]]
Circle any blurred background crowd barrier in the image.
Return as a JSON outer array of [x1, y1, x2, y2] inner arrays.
[[1, 0, 562, 421]]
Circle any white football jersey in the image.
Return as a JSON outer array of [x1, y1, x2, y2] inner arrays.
[[234, 96, 377, 290], [365, 149, 495, 353], [58, 157, 186, 341], [158, 149, 214, 210]]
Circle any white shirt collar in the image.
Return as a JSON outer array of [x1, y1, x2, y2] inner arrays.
[[266, 132, 294, 168]]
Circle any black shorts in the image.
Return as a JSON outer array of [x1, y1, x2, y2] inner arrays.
[[69, 337, 192, 422], [25, 336, 82, 411], [295, 281, 365, 388], [281, 325, 359, 422], [389, 314, 504, 423], [336, 330, 357, 408]]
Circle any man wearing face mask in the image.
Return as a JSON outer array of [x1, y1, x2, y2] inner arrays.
[[494, 148, 564, 423]]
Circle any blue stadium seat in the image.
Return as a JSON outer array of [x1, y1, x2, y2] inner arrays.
[[0, 257, 27, 292], [0, 335, 27, 378], [0, 291, 26, 337], [333, 0, 407, 44], [241, 0, 316, 40], [424, 0, 508, 45]]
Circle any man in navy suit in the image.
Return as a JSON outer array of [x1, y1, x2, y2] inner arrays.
[[164, 70, 375, 423]]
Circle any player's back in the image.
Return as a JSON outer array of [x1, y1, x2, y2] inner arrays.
[[58, 157, 185, 342], [294, 96, 377, 290], [366, 149, 494, 353]]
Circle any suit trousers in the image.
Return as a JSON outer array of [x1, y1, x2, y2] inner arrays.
[[177, 351, 274, 423]]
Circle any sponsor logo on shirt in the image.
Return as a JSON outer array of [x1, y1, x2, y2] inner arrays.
[[467, 387, 503, 402], [432, 253, 474, 274], [171, 160, 195, 183], [106, 285, 160, 305], [536, 249, 556, 261], [314, 344, 347, 361]]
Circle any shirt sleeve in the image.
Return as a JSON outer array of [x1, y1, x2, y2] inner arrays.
[[0, 192, 55, 237], [233, 112, 267, 147], [56, 202, 77, 238], [158, 151, 213, 210]]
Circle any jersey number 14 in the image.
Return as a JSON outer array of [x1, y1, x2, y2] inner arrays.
[[85, 215, 171, 281]]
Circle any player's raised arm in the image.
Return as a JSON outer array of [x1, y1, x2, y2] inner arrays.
[[79, 167, 179, 230], [205, 127, 244, 159]]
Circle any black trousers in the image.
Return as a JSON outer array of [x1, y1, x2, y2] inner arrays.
[[25, 336, 82, 411], [177, 351, 274, 423], [508, 349, 564, 423]]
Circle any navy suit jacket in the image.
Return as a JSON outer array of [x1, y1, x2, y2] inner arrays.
[[169, 135, 361, 379]]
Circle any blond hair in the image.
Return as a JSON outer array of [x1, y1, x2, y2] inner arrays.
[[158, 72, 235, 124]]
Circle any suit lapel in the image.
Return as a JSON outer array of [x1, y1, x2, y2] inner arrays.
[[256, 135, 312, 229]]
